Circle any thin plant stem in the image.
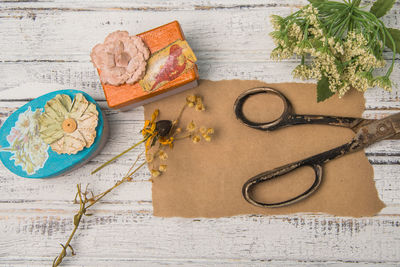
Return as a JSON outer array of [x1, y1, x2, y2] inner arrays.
[[53, 184, 84, 267], [126, 151, 144, 176], [86, 162, 147, 210], [127, 161, 147, 179], [91, 137, 149, 175], [174, 133, 192, 140], [175, 103, 187, 123], [90, 152, 144, 202], [53, 153, 148, 266]]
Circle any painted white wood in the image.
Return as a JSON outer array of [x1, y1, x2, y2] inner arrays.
[[0, 61, 399, 111], [1, 0, 400, 266]]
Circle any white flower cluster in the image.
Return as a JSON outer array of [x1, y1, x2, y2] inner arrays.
[[270, 5, 391, 98], [3, 107, 49, 175]]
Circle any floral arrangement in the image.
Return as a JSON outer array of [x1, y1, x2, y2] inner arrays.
[[39, 93, 99, 155], [90, 22, 199, 110], [0, 93, 100, 176], [1, 107, 49, 174], [52, 94, 214, 266], [91, 31, 150, 86], [270, 0, 400, 102]]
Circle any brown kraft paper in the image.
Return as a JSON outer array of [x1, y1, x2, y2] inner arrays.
[[144, 80, 385, 217]]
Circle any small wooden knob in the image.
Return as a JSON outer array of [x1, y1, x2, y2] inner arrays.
[[62, 118, 77, 133]]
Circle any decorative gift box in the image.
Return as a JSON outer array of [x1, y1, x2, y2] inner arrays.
[[93, 21, 199, 110]]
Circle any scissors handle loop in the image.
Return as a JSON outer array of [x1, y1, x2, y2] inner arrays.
[[242, 162, 323, 208], [242, 142, 353, 208], [234, 87, 292, 131], [234, 87, 366, 132]]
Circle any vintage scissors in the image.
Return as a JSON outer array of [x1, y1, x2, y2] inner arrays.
[[234, 87, 400, 208]]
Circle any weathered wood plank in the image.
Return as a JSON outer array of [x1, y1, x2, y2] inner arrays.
[[1, 209, 400, 264], [1, 162, 399, 207], [0, 0, 398, 108], [1, 259, 398, 267], [1, 0, 309, 9], [0, 0, 399, 106], [0, 61, 399, 110], [0, 0, 399, 10], [0, 1, 398, 60]]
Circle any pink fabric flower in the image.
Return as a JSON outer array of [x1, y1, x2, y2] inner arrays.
[[90, 31, 150, 86]]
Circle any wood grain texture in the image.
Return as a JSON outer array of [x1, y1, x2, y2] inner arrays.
[[1, 0, 400, 266]]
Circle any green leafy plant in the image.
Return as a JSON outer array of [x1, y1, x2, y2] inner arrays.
[[270, 0, 400, 102]]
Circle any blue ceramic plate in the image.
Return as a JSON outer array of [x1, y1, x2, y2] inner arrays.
[[0, 90, 107, 178]]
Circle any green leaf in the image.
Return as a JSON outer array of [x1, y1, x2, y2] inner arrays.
[[73, 213, 81, 226], [385, 28, 400, 54], [370, 0, 396, 18], [308, 0, 326, 3], [317, 76, 335, 102]]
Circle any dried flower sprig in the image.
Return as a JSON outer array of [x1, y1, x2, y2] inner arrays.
[[270, 0, 400, 102], [52, 152, 145, 267], [91, 95, 211, 176], [145, 95, 213, 177], [52, 94, 213, 266]]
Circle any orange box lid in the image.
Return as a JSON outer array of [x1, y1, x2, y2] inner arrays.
[[99, 21, 199, 109]]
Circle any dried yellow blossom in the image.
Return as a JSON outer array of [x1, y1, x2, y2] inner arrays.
[[192, 135, 201, 143], [151, 169, 160, 177], [200, 127, 214, 142], [186, 95, 196, 107], [186, 95, 196, 103], [158, 150, 168, 160], [159, 165, 167, 172], [145, 135, 155, 150], [146, 153, 154, 163], [141, 109, 159, 151], [151, 109, 159, 122], [199, 127, 207, 134], [159, 137, 174, 148], [195, 103, 205, 111], [150, 122, 156, 132], [195, 96, 205, 111], [186, 121, 196, 132], [186, 95, 205, 110]]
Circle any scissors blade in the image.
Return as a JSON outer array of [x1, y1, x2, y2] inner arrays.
[[351, 112, 400, 151], [351, 117, 400, 140], [390, 133, 400, 139]]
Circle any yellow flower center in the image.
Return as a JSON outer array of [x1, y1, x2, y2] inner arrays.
[[62, 118, 77, 133]]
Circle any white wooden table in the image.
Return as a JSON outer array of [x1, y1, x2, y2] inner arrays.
[[1, 1, 400, 266]]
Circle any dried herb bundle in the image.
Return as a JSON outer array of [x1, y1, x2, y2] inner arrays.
[[52, 94, 214, 266], [270, 0, 400, 102]]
